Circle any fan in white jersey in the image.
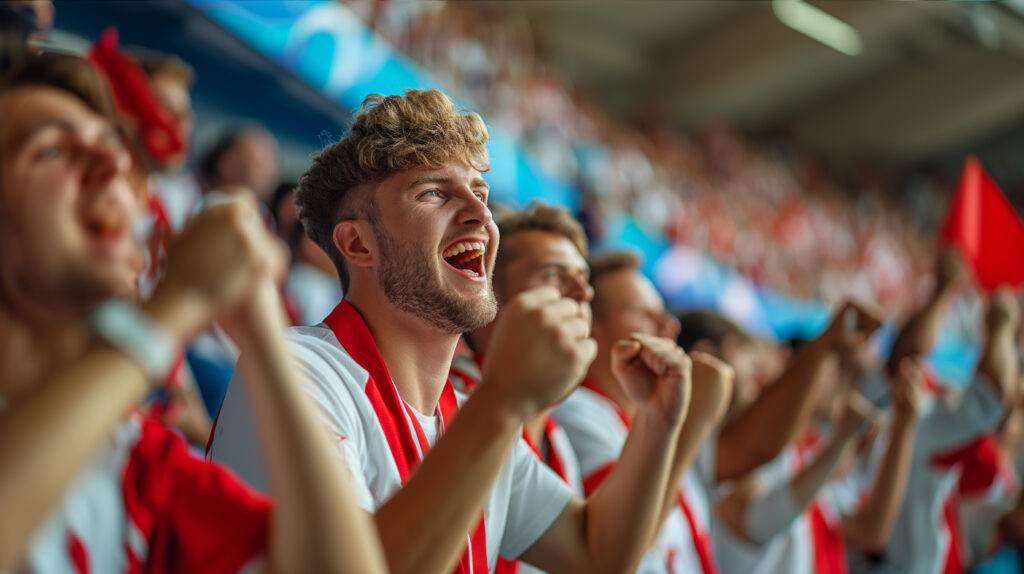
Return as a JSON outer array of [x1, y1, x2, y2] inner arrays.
[[550, 251, 735, 574], [0, 50, 386, 574], [452, 203, 596, 574], [208, 88, 699, 574], [874, 251, 1020, 574]]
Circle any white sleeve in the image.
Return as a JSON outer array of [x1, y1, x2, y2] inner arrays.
[[500, 437, 575, 560], [740, 479, 802, 544], [916, 377, 1005, 459], [551, 391, 627, 484], [207, 333, 375, 510]]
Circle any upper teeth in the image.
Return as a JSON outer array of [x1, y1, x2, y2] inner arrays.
[[443, 241, 485, 259]]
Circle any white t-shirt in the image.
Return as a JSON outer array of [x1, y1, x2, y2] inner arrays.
[[208, 323, 574, 570], [553, 385, 711, 574], [868, 375, 1005, 574]]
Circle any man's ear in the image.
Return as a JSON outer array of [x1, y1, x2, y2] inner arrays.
[[333, 220, 376, 270]]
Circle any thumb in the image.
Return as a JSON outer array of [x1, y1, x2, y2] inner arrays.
[[612, 340, 642, 364]]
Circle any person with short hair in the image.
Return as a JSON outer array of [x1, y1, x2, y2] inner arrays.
[[210, 88, 695, 574], [552, 251, 734, 574], [0, 51, 386, 574]]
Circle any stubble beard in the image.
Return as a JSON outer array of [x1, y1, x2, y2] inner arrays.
[[375, 228, 498, 334]]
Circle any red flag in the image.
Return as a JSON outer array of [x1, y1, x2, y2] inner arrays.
[[939, 156, 1024, 291]]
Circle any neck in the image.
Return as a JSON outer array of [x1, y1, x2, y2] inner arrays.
[[588, 349, 637, 416], [344, 286, 459, 414], [466, 321, 494, 357], [524, 409, 551, 446], [0, 298, 90, 401]]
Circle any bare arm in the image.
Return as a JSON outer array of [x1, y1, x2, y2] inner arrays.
[[975, 288, 1020, 403], [520, 333, 692, 573], [717, 301, 881, 482], [841, 361, 922, 554], [652, 352, 732, 535], [230, 280, 386, 574], [373, 287, 597, 574], [887, 249, 964, 373]]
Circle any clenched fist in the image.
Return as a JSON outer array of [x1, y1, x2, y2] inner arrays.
[[152, 199, 284, 338], [481, 286, 598, 421], [612, 332, 692, 429]]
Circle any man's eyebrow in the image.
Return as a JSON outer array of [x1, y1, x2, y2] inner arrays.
[[408, 175, 451, 189], [11, 117, 75, 149], [407, 174, 490, 190]]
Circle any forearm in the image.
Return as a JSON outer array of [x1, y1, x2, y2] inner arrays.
[[231, 282, 386, 574], [717, 338, 834, 481], [789, 429, 858, 509], [0, 292, 199, 569], [887, 285, 954, 372], [844, 416, 916, 552], [373, 382, 523, 574], [654, 415, 716, 536], [977, 322, 1019, 402], [580, 411, 680, 573]]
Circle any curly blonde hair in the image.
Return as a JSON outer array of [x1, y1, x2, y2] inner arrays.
[[295, 89, 490, 290]]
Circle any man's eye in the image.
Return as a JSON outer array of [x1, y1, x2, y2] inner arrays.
[[38, 145, 60, 160], [474, 191, 487, 201], [421, 190, 442, 199]]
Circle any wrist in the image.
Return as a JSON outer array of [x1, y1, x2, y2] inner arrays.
[[144, 283, 212, 341], [92, 299, 180, 383], [471, 381, 533, 428], [634, 403, 684, 436]]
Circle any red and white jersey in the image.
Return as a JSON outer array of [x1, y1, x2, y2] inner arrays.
[[208, 309, 574, 572], [877, 376, 1005, 574], [12, 414, 269, 574], [943, 434, 1018, 567], [552, 384, 716, 574]]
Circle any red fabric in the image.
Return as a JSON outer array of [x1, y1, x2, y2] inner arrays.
[[809, 502, 847, 574], [324, 300, 489, 574], [67, 531, 90, 574], [939, 155, 1024, 291], [582, 462, 616, 497], [124, 417, 271, 574], [676, 491, 719, 574], [929, 434, 1005, 496], [939, 492, 965, 574], [522, 418, 570, 484], [87, 28, 185, 163]]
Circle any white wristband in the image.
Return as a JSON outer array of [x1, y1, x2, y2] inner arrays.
[[92, 299, 177, 381]]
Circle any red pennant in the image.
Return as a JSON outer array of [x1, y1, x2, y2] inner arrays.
[[939, 156, 1024, 291], [87, 27, 185, 164]]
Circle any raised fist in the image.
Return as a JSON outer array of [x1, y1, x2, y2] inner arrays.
[[157, 199, 283, 334], [890, 357, 925, 421], [821, 300, 884, 352], [837, 392, 881, 439], [612, 332, 692, 428], [689, 351, 735, 425], [481, 286, 598, 420], [986, 287, 1020, 331], [936, 248, 968, 291]]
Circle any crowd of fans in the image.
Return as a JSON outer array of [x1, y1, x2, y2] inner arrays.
[[353, 1, 952, 316], [4, 2, 1024, 574]]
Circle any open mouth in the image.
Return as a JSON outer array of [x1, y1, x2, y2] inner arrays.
[[442, 240, 486, 279], [81, 208, 128, 247]]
